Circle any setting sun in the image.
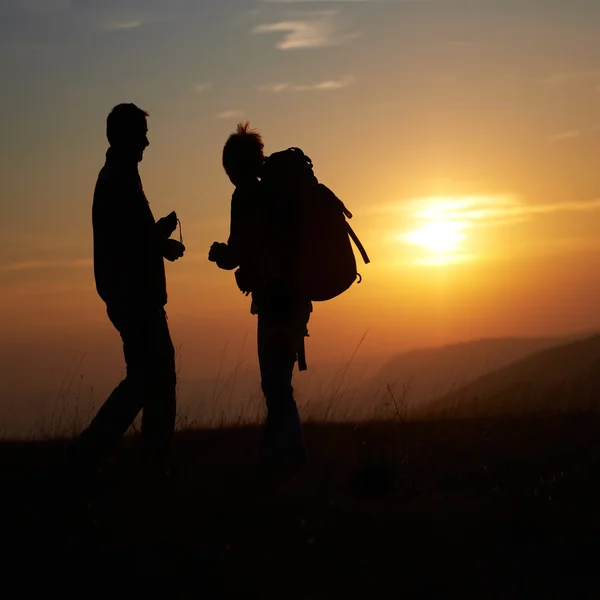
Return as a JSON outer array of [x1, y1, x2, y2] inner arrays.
[[403, 220, 468, 254], [401, 197, 475, 265]]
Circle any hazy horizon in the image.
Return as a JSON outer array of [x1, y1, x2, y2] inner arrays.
[[2, 0, 600, 435]]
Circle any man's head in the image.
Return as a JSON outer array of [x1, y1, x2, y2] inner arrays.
[[106, 103, 149, 162], [222, 122, 264, 186]]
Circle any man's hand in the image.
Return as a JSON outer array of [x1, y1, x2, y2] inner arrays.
[[156, 211, 178, 238], [208, 242, 228, 263], [163, 239, 185, 262]]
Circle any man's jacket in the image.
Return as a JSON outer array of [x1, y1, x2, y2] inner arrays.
[[92, 148, 168, 310]]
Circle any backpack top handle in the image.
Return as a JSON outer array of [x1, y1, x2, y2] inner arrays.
[[286, 147, 313, 169]]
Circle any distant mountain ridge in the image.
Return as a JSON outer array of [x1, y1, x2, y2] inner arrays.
[[423, 334, 600, 417], [361, 333, 590, 411]]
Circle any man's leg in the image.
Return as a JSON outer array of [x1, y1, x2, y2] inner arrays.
[[73, 379, 143, 471], [140, 309, 177, 468], [70, 307, 172, 472], [70, 315, 144, 474], [257, 303, 311, 465]]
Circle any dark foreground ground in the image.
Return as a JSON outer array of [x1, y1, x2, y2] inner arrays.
[[2, 414, 600, 599]]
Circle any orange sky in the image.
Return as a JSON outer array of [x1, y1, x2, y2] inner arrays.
[[1, 0, 600, 433]]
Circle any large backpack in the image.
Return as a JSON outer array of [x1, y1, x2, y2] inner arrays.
[[260, 147, 370, 302]]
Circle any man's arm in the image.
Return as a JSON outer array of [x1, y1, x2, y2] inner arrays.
[[156, 211, 178, 239], [154, 211, 186, 261]]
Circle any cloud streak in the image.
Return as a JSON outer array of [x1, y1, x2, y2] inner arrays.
[[252, 11, 358, 50], [0, 258, 92, 272], [393, 195, 600, 265], [194, 82, 213, 94], [543, 70, 600, 85], [103, 19, 143, 31], [99, 10, 180, 34], [216, 109, 244, 120], [402, 195, 600, 227], [257, 74, 356, 92], [551, 130, 580, 142]]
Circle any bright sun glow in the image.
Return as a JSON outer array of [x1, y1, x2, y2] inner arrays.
[[402, 197, 479, 265], [403, 220, 468, 254], [399, 194, 518, 265]]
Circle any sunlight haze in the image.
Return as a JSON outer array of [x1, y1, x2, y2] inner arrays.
[[1, 0, 600, 434]]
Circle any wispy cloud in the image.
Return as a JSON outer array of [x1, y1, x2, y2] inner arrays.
[[252, 11, 358, 50], [194, 82, 213, 94], [551, 130, 580, 142], [257, 83, 292, 93], [543, 70, 600, 85], [257, 74, 356, 92], [103, 19, 143, 32], [216, 109, 244, 120], [398, 195, 600, 226], [0, 258, 92, 272], [391, 195, 600, 265], [99, 9, 181, 34]]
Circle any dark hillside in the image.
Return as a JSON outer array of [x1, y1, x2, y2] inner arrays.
[[2, 416, 600, 598]]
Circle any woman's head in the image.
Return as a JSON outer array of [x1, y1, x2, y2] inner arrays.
[[222, 122, 264, 186]]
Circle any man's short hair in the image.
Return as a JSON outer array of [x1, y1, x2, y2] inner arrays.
[[222, 121, 264, 179], [106, 103, 149, 146]]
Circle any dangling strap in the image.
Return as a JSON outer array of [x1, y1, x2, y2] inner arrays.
[[177, 218, 184, 245], [346, 223, 370, 265], [298, 336, 307, 371]]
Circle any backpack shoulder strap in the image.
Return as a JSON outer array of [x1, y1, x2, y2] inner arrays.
[[346, 222, 370, 265], [319, 185, 370, 265], [318, 184, 354, 219]]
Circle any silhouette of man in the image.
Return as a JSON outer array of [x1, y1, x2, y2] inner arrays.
[[69, 103, 185, 481], [209, 123, 310, 471]]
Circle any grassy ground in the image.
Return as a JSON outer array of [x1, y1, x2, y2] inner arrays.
[[2, 414, 600, 598]]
